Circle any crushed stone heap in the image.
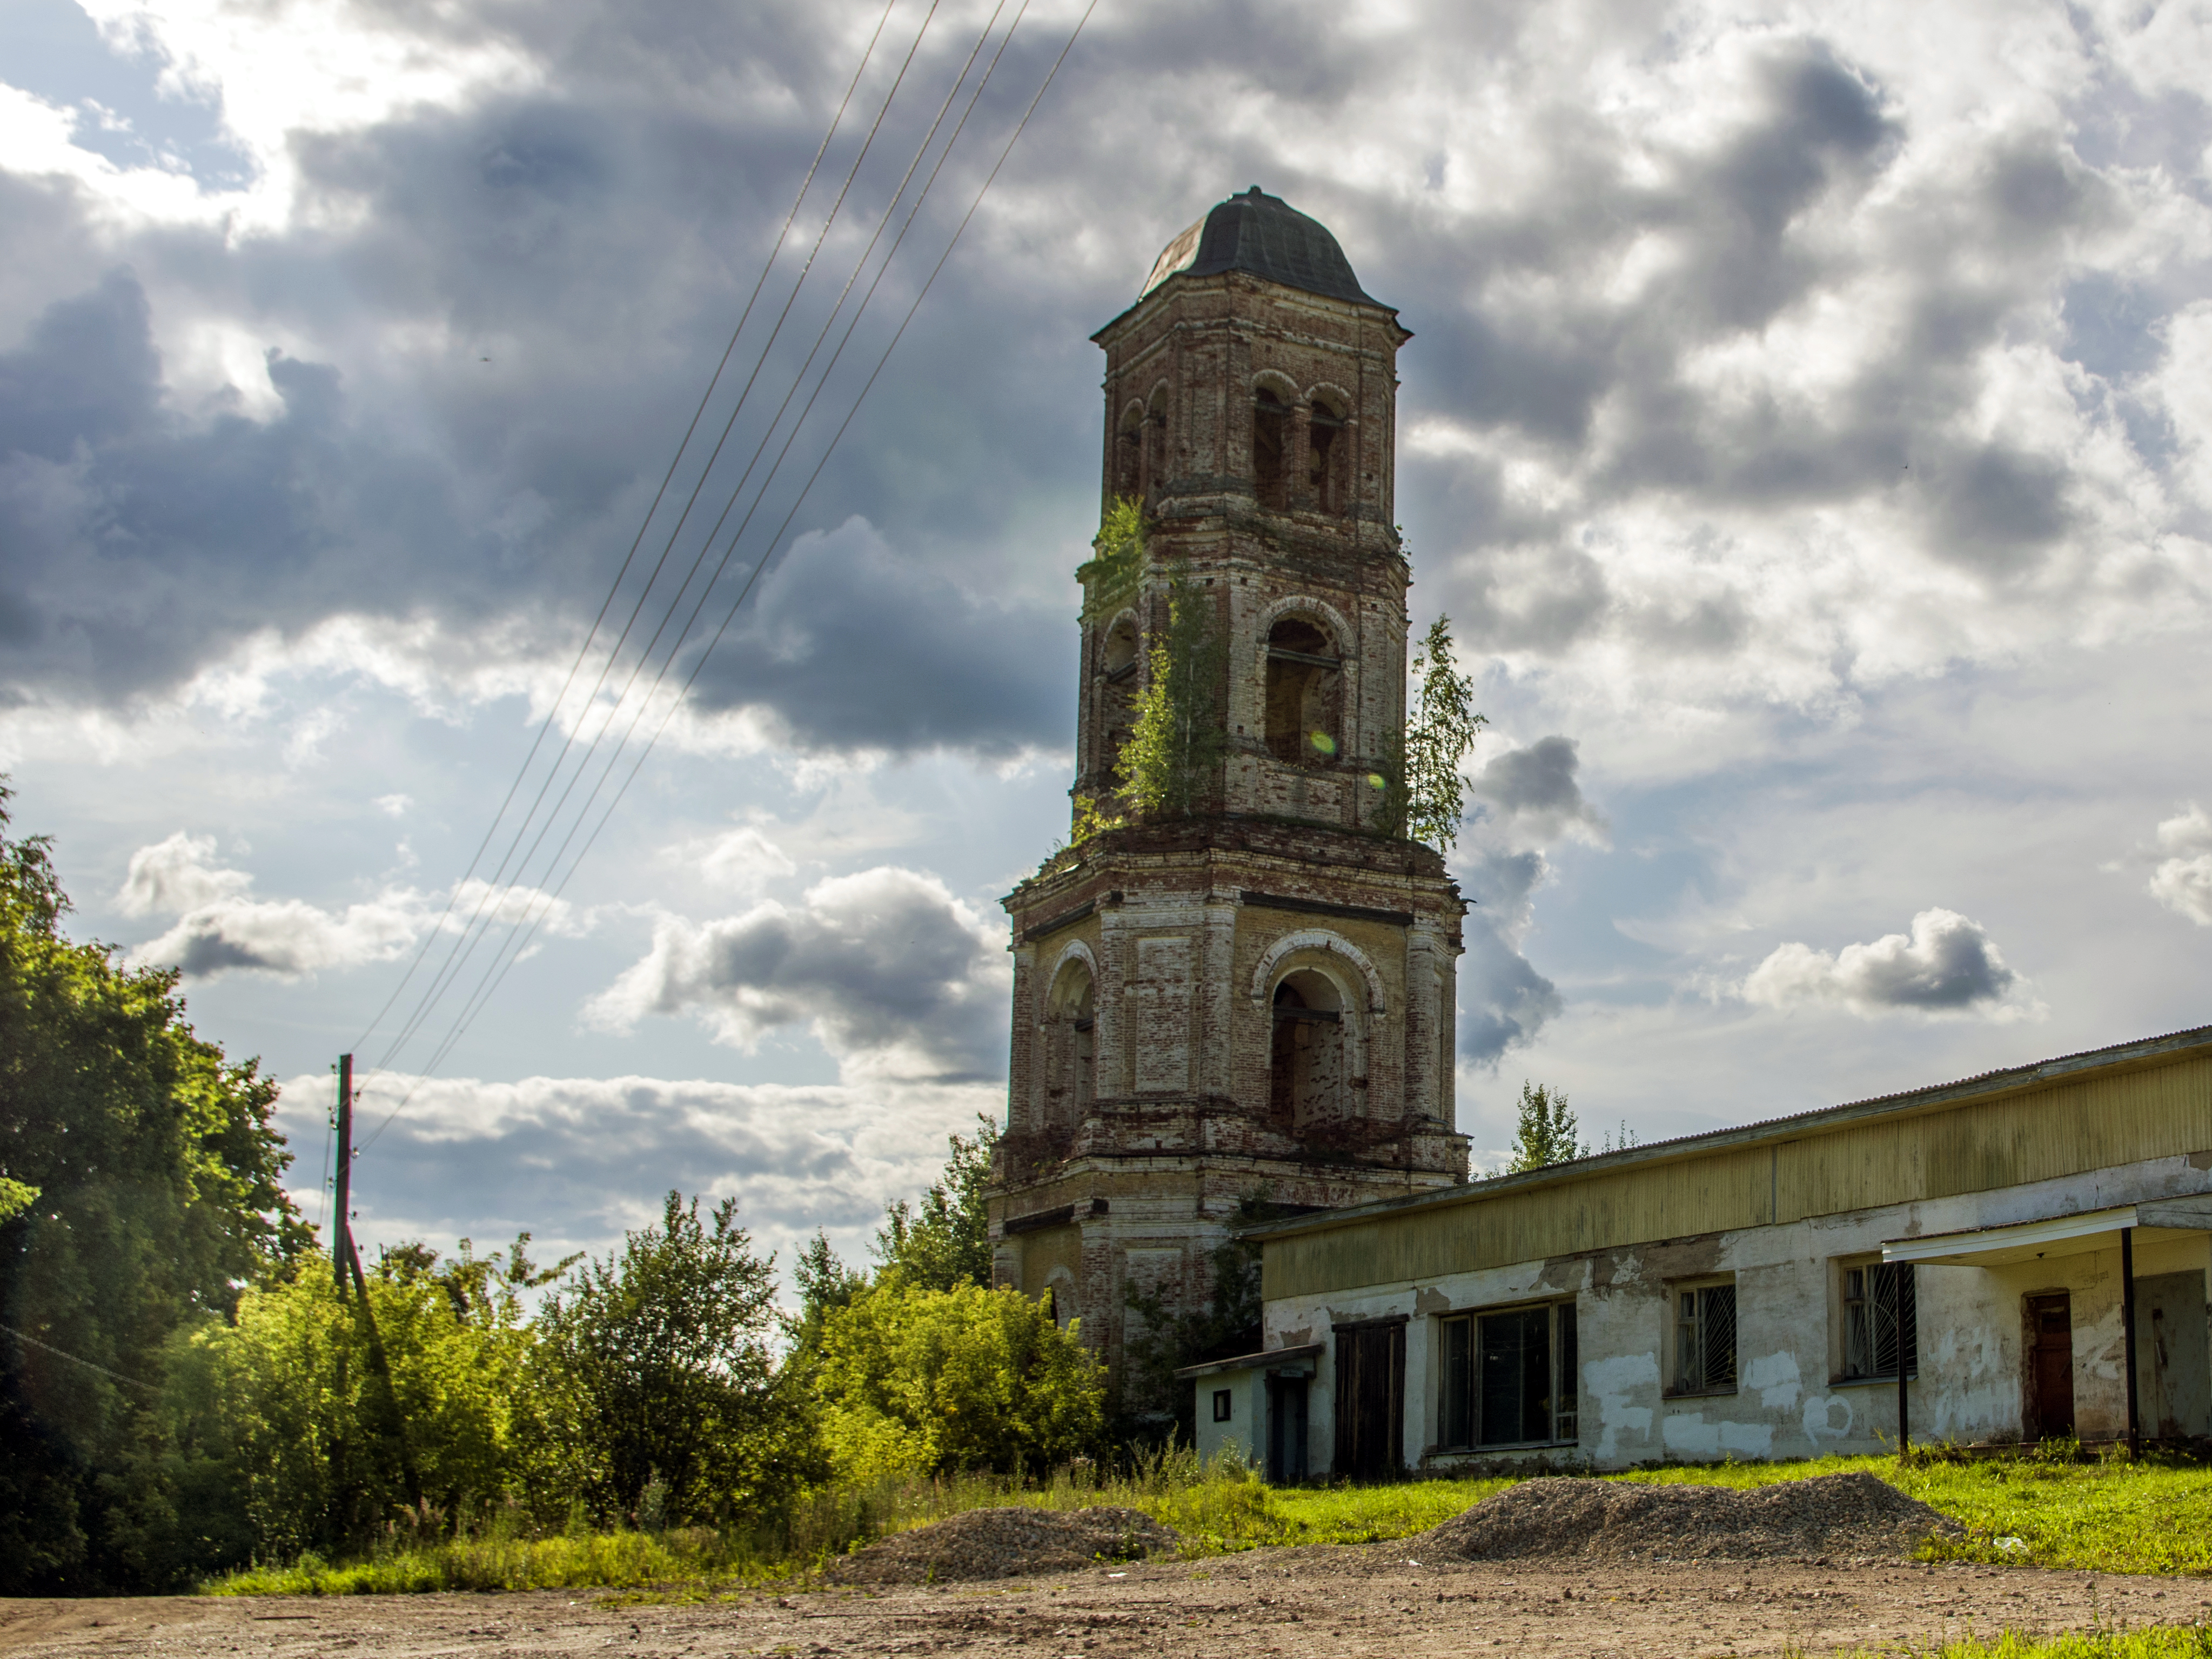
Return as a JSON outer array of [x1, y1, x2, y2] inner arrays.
[[828, 1506, 1180, 1584], [1418, 1473, 1961, 1564]]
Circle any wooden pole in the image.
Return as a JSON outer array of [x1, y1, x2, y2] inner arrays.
[[333, 1054, 353, 1295]]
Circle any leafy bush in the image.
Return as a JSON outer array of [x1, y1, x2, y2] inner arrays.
[[817, 1279, 1104, 1480]]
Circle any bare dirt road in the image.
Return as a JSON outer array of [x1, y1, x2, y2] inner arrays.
[[4, 1549, 2208, 1659]]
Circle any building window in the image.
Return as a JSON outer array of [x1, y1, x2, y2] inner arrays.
[[1263, 617, 1340, 765], [1043, 959, 1095, 1142], [1269, 970, 1346, 1130], [1438, 1301, 1578, 1449], [1213, 1388, 1234, 1423], [1308, 399, 1346, 514], [1841, 1260, 1917, 1381], [1673, 1281, 1738, 1395], [1252, 389, 1289, 509]]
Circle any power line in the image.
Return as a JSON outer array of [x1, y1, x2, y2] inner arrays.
[[0, 1323, 161, 1395], [358, 0, 1101, 1148], [359, 0, 934, 1081]]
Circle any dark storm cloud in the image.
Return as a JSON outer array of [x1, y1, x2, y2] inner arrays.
[[4, 0, 2207, 754], [1470, 735, 1606, 845], [1457, 848, 1563, 1063], [685, 518, 1068, 755]]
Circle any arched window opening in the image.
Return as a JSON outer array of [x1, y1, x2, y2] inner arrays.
[[1099, 617, 1140, 782], [1308, 399, 1347, 514], [1264, 617, 1341, 765], [1114, 406, 1144, 501], [1145, 391, 1170, 500], [1252, 389, 1289, 510], [1044, 960, 1096, 1143], [1269, 970, 1347, 1132]]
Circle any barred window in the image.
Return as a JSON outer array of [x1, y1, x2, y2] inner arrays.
[[1842, 1261, 1917, 1381], [1438, 1301, 1578, 1449], [1674, 1282, 1737, 1394]]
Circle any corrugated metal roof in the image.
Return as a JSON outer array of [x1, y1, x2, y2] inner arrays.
[[1242, 1021, 2212, 1242]]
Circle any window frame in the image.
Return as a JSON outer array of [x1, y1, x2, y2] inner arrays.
[[1833, 1255, 1918, 1385], [1434, 1296, 1580, 1453], [1212, 1387, 1234, 1423], [1666, 1276, 1740, 1399]]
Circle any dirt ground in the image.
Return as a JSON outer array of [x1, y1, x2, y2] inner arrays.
[[4, 1548, 2209, 1659]]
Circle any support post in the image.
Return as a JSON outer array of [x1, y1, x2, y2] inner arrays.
[[2122, 1225, 2141, 1456], [1895, 1264, 1910, 1456], [333, 1054, 352, 1295]]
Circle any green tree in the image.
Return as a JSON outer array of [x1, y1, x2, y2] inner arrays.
[[1504, 1081, 1586, 1174], [1403, 617, 1486, 851], [0, 782, 310, 1593], [816, 1279, 1103, 1480], [524, 1193, 812, 1528], [788, 1230, 866, 1357], [1115, 571, 1226, 819], [871, 1117, 998, 1292]]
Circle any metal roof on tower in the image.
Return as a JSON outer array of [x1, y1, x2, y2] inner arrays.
[[1138, 187, 1379, 306]]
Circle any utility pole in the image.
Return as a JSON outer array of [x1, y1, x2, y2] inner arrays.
[[333, 1053, 353, 1294]]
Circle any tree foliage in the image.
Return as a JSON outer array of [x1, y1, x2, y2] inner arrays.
[[1504, 1081, 1586, 1174], [1404, 617, 1486, 851], [1116, 570, 1225, 819], [0, 782, 310, 1593], [816, 1279, 1103, 1480], [527, 1193, 814, 1528]]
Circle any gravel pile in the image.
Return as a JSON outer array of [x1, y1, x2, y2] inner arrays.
[[827, 1506, 1180, 1584], [1417, 1473, 1960, 1565]]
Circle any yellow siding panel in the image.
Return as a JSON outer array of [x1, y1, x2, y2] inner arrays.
[[1266, 1052, 2212, 1303]]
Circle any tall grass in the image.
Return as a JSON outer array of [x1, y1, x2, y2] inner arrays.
[[202, 1448, 2212, 1596], [1826, 1631, 2212, 1658]]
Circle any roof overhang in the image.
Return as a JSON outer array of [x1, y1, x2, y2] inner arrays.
[[1883, 1196, 2212, 1267], [1172, 1342, 1324, 1381]]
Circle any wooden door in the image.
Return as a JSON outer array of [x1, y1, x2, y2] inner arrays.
[[1332, 1322, 1405, 1482], [2027, 1293, 2074, 1440]]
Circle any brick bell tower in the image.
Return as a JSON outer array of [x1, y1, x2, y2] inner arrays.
[[987, 188, 1470, 1398]]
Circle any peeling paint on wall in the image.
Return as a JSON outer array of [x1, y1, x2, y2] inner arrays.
[[1744, 1350, 1802, 1411], [1586, 1352, 1659, 1460]]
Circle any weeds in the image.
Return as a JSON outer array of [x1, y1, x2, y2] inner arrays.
[[204, 1448, 2212, 1596]]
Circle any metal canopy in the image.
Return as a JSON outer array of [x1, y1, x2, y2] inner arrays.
[[1882, 1195, 2212, 1267]]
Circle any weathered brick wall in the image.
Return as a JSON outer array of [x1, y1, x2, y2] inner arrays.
[[990, 250, 1468, 1392]]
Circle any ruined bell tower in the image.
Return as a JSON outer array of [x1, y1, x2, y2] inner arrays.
[[987, 188, 1470, 1396]]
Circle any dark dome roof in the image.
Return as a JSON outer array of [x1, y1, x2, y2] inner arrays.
[[1139, 187, 1378, 306]]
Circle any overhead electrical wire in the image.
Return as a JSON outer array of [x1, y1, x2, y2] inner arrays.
[[355, 0, 1101, 1153], [357, 0, 936, 1082], [367, 0, 990, 1087]]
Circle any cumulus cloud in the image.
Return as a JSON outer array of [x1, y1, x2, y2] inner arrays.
[[1741, 907, 2033, 1019], [2147, 804, 2212, 926], [122, 833, 425, 978], [587, 866, 1009, 1082], [120, 832, 588, 979]]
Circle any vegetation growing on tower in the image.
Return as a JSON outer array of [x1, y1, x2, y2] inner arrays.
[[1115, 568, 1225, 820]]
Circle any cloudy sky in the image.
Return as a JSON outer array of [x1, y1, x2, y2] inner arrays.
[[5, 0, 2210, 1283]]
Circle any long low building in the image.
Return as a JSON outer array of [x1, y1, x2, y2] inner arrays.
[[1180, 1025, 2212, 1479]]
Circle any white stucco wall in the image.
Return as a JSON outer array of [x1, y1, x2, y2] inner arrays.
[[1262, 1154, 2212, 1474]]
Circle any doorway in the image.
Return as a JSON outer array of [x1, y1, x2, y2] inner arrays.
[[1332, 1321, 1405, 1481], [1265, 1374, 1309, 1484], [2026, 1292, 2075, 1440]]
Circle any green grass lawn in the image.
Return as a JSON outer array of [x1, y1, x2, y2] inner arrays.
[[201, 1450, 2212, 1596], [1831, 1633, 2212, 1659]]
